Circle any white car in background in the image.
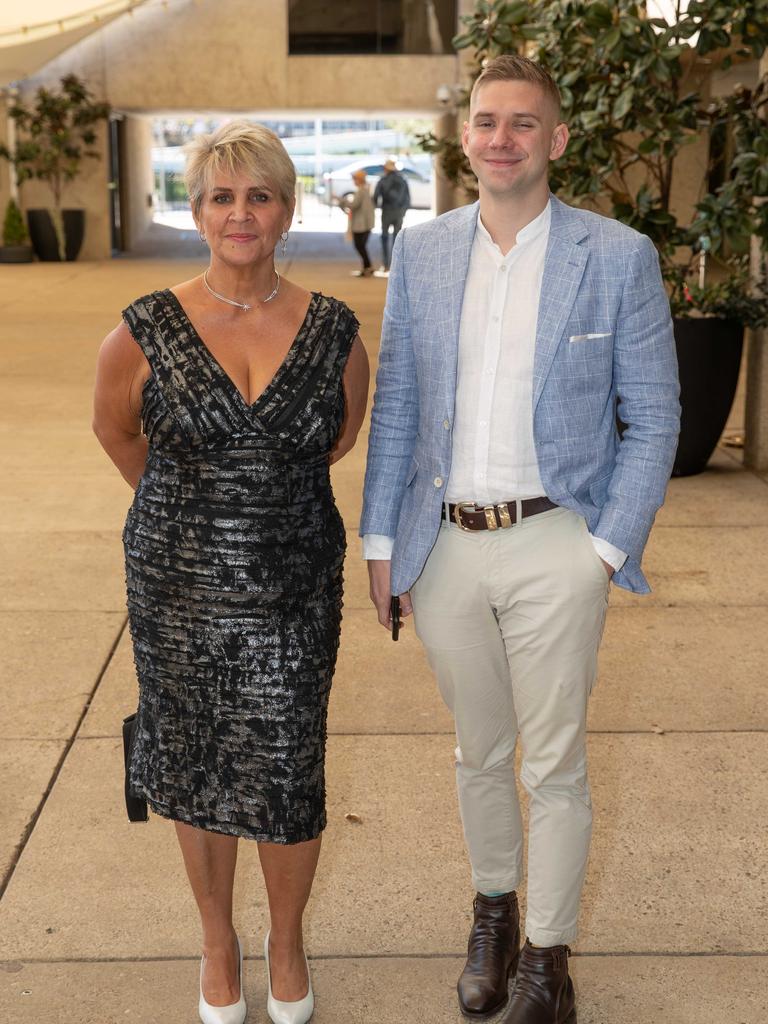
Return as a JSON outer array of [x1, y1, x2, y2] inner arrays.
[[321, 158, 433, 210]]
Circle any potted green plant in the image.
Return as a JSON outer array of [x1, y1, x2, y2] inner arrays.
[[0, 74, 110, 262], [420, 0, 768, 475], [0, 198, 33, 263]]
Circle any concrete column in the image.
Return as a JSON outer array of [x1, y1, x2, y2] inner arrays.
[[0, 89, 17, 220], [744, 241, 768, 472], [123, 114, 155, 252], [433, 0, 475, 216], [433, 110, 459, 215], [744, 53, 768, 473]]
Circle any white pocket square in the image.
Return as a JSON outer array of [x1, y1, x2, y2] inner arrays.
[[568, 332, 612, 343]]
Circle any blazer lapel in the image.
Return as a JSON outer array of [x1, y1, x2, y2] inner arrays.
[[438, 203, 477, 371], [533, 196, 590, 411]]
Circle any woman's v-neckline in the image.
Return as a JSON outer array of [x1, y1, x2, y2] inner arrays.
[[163, 288, 319, 411]]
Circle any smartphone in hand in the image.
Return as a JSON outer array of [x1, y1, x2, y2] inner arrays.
[[390, 595, 401, 642]]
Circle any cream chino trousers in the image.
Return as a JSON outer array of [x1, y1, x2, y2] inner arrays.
[[410, 506, 609, 947]]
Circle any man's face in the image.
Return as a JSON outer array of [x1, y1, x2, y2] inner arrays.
[[462, 79, 568, 200]]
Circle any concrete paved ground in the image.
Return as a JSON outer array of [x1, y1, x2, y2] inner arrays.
[[1, 251, 766, 1024]]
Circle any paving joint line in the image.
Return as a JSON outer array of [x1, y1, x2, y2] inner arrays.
[[607, 603, 768, 610], [327, 728, 766, 737], [3, 951, 766, 967], [26, 727, 767, 741], [0, 608, 128, 615], [0, 616, 129, 903], [342, 603, 768, 612]]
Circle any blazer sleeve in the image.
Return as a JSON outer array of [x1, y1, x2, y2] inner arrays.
[[593, 235, 680, 562], [360, 228, 420, 538]]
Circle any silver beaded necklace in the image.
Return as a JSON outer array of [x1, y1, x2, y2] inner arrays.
[[202, 268, 280, 312]]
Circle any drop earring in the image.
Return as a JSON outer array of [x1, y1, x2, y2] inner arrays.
[[280, 231, 288, 256], [198, 229, 206, 242]]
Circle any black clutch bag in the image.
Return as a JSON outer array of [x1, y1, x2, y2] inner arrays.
[[122, 713, 148, 823]]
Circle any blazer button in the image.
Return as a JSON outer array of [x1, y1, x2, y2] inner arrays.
[[434, 476, 443, 488]]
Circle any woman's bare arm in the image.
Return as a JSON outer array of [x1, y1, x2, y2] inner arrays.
[[93, 322, 150, 490], [330, 335, 370, 464]]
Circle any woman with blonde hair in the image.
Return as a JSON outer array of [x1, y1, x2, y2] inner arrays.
[[93, 120, 369, 1024]]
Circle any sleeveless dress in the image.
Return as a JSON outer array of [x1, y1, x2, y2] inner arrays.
[[121, 289, 358, 843]]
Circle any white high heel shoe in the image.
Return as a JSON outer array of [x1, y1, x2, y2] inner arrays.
[[198, 934, 247, 1024], [264, 931, 314, 1024]]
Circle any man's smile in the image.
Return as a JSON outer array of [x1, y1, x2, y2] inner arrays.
[[483, 154, 525, 166]]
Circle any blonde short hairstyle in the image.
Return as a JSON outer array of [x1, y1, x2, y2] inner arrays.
[[471, 55, 561, 118], [183, 120, 296, 215]]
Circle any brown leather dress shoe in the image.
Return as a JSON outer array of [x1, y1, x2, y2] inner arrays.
[[500, 940, 576, 1024], [457, 892, 521, 1020]]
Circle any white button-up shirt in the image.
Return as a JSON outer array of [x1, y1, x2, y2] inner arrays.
[[445, 205, 549, 503], [364, 206, 627, 572]]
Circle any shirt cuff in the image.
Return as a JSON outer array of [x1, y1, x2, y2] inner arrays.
[[590, 534, 628, 572], [362, 534, 395, 560]]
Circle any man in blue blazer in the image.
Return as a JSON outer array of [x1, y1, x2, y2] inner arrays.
[[361, 55, 679, 1024]]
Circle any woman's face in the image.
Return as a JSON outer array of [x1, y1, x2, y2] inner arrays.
[[195, 168, 293, 267]]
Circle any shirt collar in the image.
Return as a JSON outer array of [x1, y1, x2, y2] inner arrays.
[[476, 200, 551, 256]]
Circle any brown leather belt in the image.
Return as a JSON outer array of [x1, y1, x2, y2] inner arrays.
[[441, 496, 558, 531]]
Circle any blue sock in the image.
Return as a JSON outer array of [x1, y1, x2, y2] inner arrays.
[[480, 891, 507, 897]]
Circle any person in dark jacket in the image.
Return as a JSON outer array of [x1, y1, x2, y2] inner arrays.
[[373, 159, 411, 274]]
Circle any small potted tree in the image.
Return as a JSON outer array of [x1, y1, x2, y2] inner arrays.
[[0, 198, 33, 263], [0, 74, 110, 262], [421, 0, 768, 474]]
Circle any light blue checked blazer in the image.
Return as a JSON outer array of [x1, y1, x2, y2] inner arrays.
[[360, 195, 680, 594]]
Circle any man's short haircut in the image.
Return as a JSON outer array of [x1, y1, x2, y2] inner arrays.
[[470, 54, 562, 118]]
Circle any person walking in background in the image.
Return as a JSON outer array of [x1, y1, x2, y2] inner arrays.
[[373, 159, 411, 276], [341, 169, 375, 277], [93, 120, 369, 1024], [361, 55, 679, 1024]]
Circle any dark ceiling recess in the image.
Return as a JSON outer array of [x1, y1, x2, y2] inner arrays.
[[288, 0, 456, 55]]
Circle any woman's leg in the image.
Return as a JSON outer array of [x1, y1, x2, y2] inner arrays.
[[352, 231, 372, 270], [258, 836, 322, 1001], [175, 821, 241, 1006]]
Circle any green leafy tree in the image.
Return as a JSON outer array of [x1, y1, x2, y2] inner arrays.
[[420, 0, 768, 325], [0, 74, 110, 259]]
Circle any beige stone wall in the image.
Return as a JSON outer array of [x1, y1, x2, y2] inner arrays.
[[103, 0, 288, 111], [26, 0, 458, 113], [284, 54, 456, 111]]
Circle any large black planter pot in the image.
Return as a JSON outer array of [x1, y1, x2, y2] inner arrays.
[[26, 209, 85, 261], [0, 245, 34, 263], [672, 317, 744, 477]]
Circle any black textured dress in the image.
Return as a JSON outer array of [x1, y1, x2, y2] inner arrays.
[[121, 289, 358, 843]]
